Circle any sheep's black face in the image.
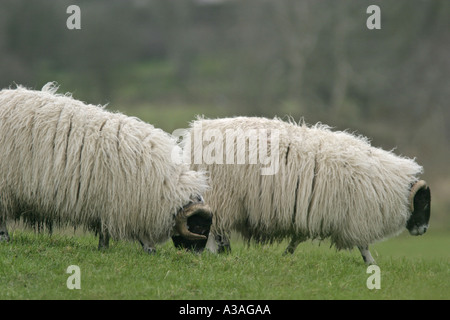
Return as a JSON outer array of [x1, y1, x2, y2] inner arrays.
[[407, 186, 431, 236], [172, 213, 212, 252]]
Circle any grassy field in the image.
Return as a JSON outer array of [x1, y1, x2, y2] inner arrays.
[[0, 227, 448, 300]]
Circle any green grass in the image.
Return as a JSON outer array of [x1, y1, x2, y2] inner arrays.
[[0, 229, 448, 300]]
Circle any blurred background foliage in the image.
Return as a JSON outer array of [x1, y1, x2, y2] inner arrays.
[[0, 0, 448, 227]]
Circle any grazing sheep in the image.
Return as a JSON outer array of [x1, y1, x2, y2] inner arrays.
[[0, 83, 213, 253], [179, 117, 431, 264]]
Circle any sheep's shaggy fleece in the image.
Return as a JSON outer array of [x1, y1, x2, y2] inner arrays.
[[0, 83, 208, 244], [187, 117, 423, 250]]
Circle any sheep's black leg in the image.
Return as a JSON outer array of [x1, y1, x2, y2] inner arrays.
[[216, 235, 231, 253], [0, 217, 10, 242], [283, 234, 307, 255], [47, 221, 53, 236], [98, 229, 110, 250], [358, 245, 376, 265]]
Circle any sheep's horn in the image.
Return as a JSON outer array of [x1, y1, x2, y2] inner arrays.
[[175, 203, 212, 241], [409, 180, 427, 212]]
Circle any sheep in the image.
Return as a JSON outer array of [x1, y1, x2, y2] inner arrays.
[[0, 83, 213, 254], [177, 116, 431, 264]]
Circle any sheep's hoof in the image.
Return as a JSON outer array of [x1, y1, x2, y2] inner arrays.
[[217, 245, 231, 254], [143, 246, 156, 255], [365, 259, 377, 266], [98, 244, 109, 251], [0, 231, 10, 242], [283, 248, 295, 256], [362, 254, 377, 265], [358, 245, 376, 266]]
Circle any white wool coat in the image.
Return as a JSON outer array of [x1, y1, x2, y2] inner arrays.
[[186, 117, 423, 249], [0, 83, 208, 244]]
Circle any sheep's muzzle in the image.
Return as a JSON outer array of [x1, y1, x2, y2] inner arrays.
[[407, 180, 431, 236], [174, 201, 213, 242]]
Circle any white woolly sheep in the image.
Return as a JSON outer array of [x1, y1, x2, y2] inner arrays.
[[0, 83, 213, 254], [180, 117, 431, 264]]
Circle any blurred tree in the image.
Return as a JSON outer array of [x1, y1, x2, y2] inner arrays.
[[0, 0, 448, 197]]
